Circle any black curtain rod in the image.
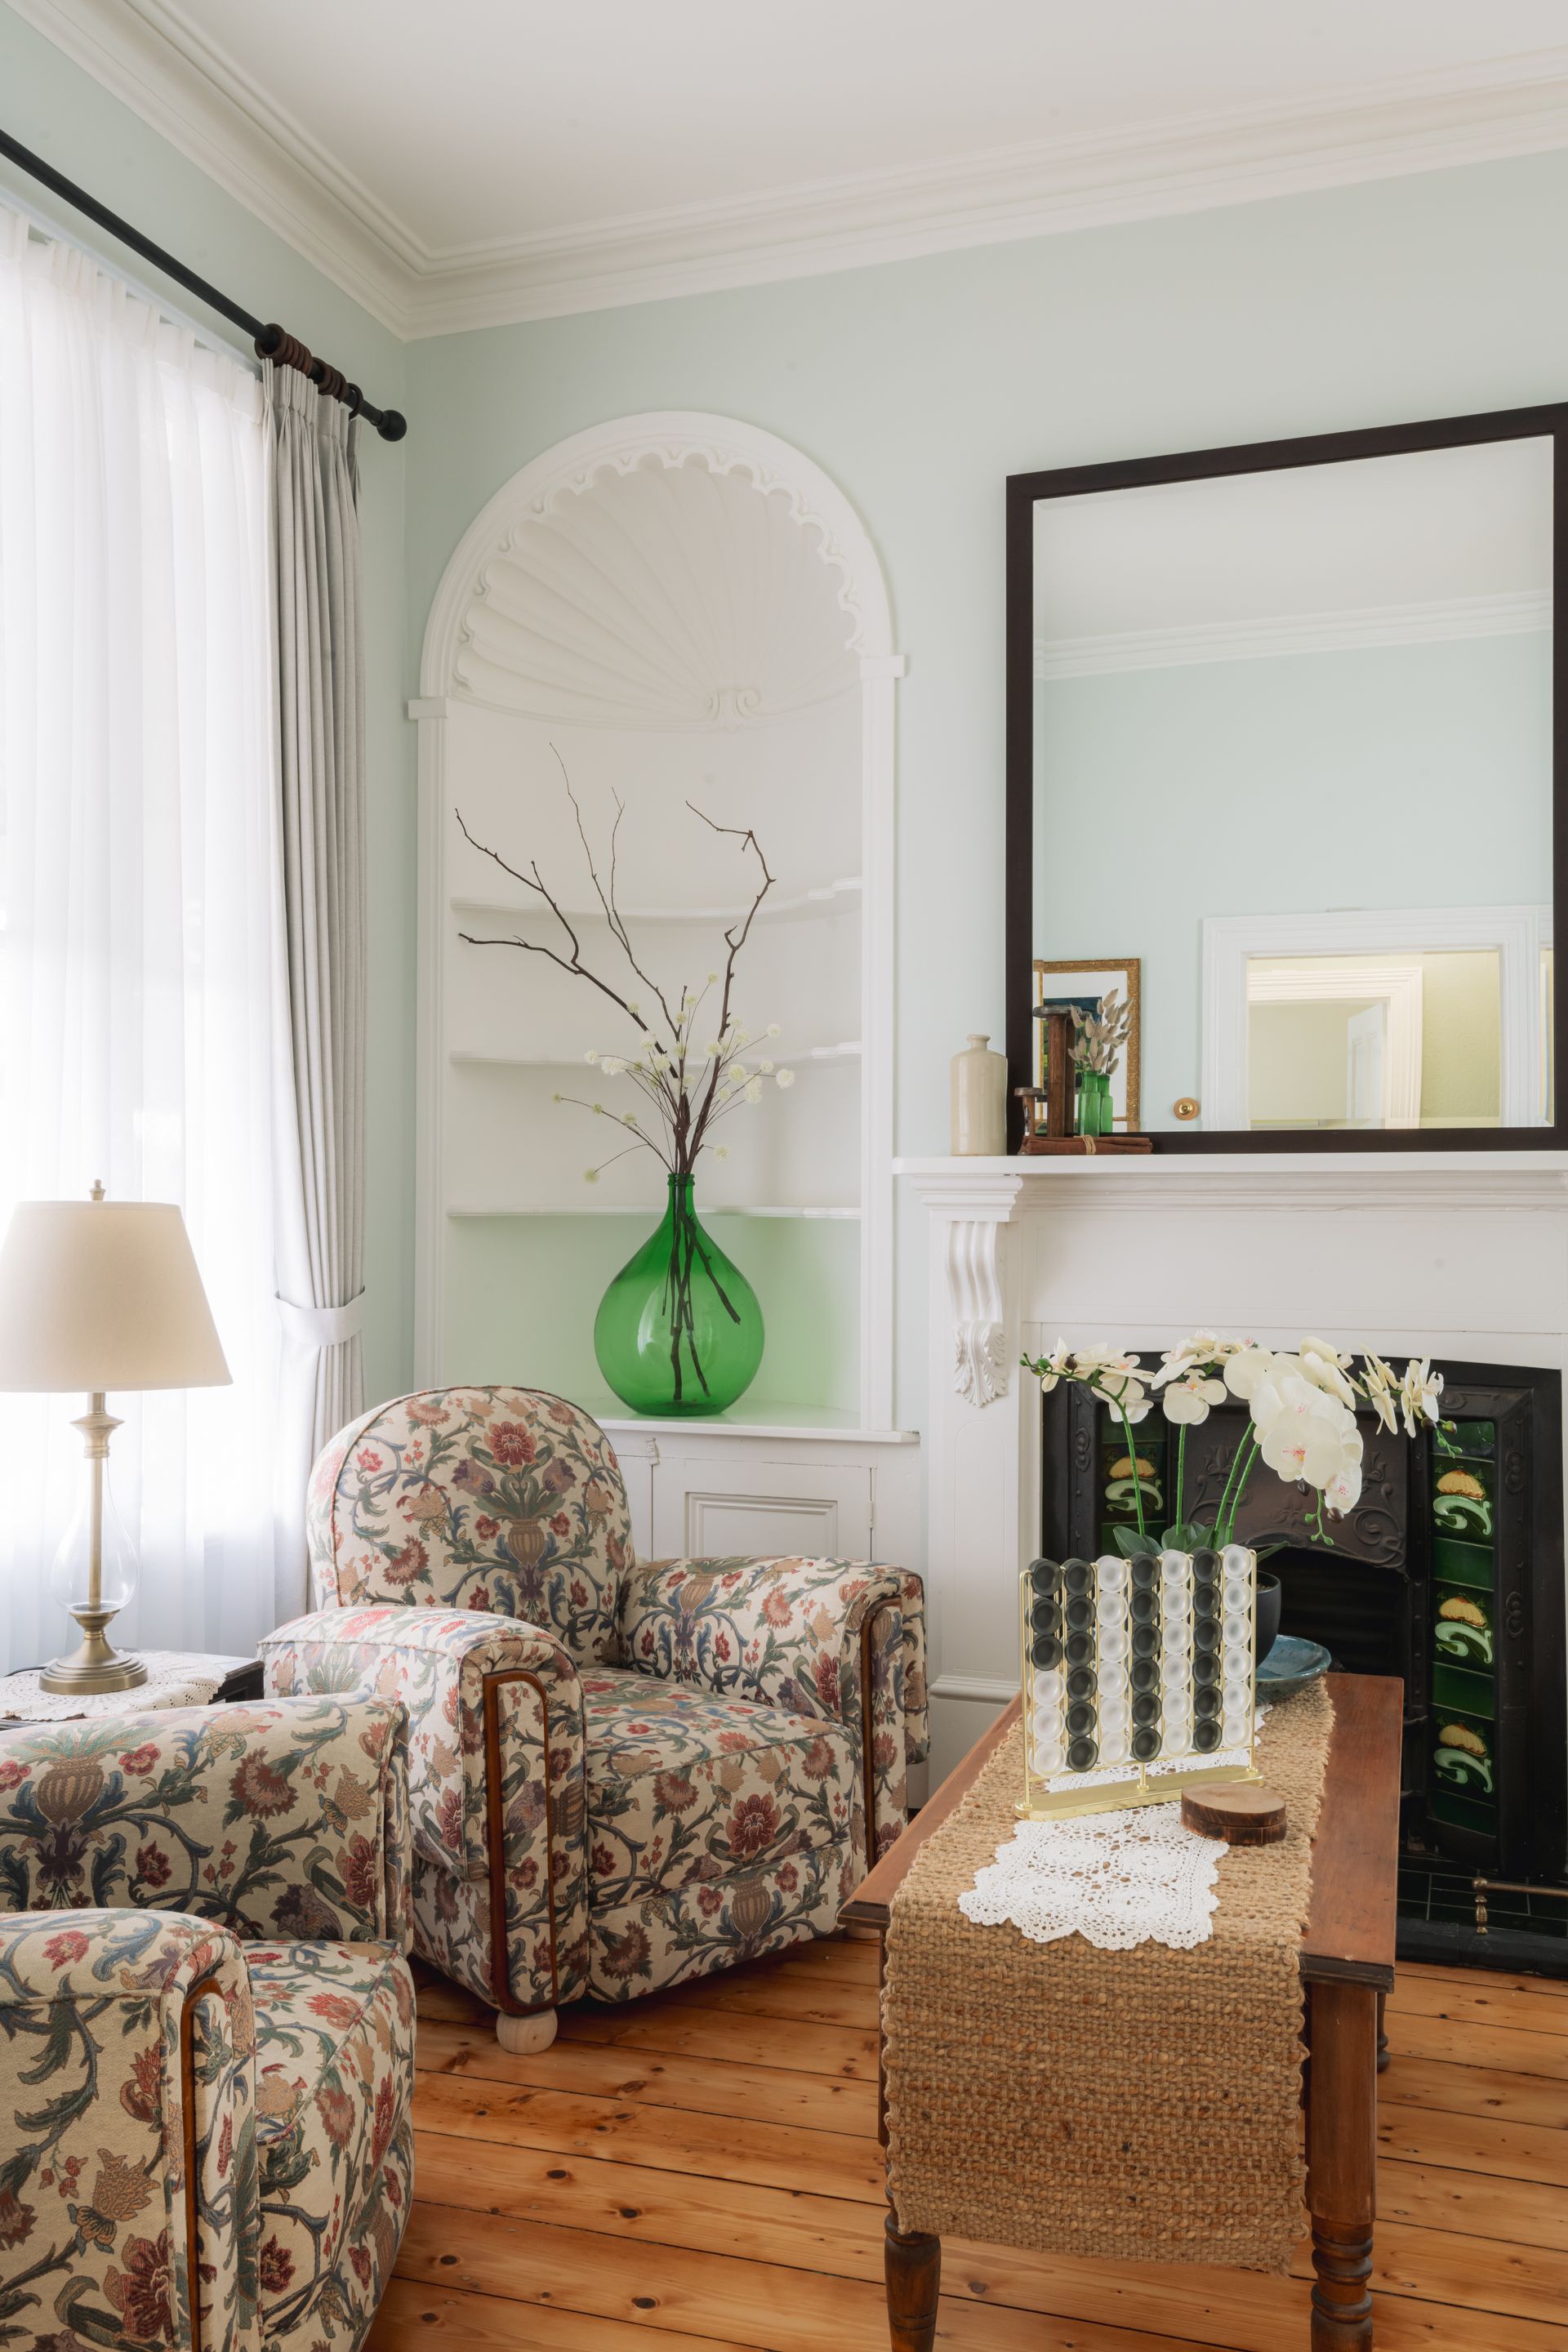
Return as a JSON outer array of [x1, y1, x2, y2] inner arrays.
[[0, 125, 408, 442]]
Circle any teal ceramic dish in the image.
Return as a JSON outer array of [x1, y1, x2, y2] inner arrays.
[[1257, 1634, 1333, 1699]]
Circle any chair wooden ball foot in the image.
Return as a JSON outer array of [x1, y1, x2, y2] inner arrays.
[[496, 2007, 557, 2055]]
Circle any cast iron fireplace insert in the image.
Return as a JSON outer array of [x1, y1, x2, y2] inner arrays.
[[1039, 1357, 1566, 1973]]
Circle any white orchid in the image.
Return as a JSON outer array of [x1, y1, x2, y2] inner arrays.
[[1032, 1341, 1075, 1395], [1360, 1349, 1401, 1435], [1224, 1347, 1277, 1401], [1295, 1339, 1357, 1408], [1161, 1372, 1228, 1425], [1400, 1357, 1444, 1437], [1325, 1459, 1363, 1513]]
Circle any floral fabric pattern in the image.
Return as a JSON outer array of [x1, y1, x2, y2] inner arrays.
[[307, 1386, 632, 1664], [0, 1697, 412, 1948], [583, 1668, 855, 1903], [0, 1908, 263, 2352], [617, 1557, 928, 1866], [244, 1939, 416, 2350], [590, 1837, 853, 2000], [285, 1389, 928, 2021], [262, 1607, 588, 2015]]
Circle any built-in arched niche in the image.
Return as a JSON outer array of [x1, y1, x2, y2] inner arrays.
[[412, 413, 902, 1429]]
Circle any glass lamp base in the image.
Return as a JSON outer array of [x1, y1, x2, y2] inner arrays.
[[40, 1612, 147, 1695]]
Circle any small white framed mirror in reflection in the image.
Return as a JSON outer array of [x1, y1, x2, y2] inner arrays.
[[1009, 408, 1564, 1150]]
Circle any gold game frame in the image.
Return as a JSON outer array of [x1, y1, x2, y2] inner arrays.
[[1018, 1547, 1263, 1822]]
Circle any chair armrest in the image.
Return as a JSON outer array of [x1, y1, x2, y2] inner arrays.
[[0, 1695, 411, 1949], [0, 1909, 261, 2351], [263, 1606, 588, 2011], [617, 1557, 927, 1864]]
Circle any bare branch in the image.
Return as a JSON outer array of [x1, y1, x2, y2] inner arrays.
[[684, 804, 774, 1156]]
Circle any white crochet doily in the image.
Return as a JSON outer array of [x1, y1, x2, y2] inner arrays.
[[957, 1713, 1270, 1953], [0, 1650, 254, 1723]]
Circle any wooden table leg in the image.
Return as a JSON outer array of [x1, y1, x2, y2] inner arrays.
[[1375, 1984, 1389, 2074], [1306, 1979, 1379, 2350], [885, 2216, 941, 2352]]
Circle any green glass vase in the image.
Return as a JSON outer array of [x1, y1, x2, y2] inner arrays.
[[594, 1174, 764, 1416], [1076, 1067, 1112, 1136]]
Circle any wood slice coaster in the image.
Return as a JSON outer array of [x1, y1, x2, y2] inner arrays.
[[1181, 1784, 1288, 1844]]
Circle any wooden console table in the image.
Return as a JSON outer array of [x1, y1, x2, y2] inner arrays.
[[843, 1672, 1402, 2351]]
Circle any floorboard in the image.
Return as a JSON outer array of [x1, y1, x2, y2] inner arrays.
[[369, 1948, 1568, 2352]]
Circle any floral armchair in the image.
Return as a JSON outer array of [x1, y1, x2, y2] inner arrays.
[[0, 1694, 416, 2352], [261, 1386, 926, 2051]]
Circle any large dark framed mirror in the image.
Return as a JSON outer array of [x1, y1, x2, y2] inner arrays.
[[1006, 404, 1568, 1152]]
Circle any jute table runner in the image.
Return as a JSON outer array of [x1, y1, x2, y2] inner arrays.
[[884, 1681, 1334, 2271]]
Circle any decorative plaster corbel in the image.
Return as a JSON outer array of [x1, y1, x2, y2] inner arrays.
[[911, 1171, 1026, 1409]]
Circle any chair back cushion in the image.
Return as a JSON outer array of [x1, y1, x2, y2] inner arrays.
[[309, 1387, 632, 1665]]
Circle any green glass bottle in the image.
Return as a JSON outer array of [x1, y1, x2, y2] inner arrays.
[[594, 1174, 764, 1416]]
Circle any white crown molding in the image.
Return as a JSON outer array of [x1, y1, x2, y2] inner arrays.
[[13, 4, 1568, 338], [1035, 590, 1552, 679]]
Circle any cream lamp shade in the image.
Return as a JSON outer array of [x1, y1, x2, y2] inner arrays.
[[0, 1199, 230, 1392]]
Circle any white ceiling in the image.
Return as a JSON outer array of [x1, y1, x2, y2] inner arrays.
[[1036, 438, 1554, 665], [14, 1, 1568, 336]]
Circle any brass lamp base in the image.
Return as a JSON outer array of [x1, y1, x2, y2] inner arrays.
[[40, 1610, 146, 1696]]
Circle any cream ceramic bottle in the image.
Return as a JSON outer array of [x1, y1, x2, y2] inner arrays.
[[950, 1033, 1008, 1156]]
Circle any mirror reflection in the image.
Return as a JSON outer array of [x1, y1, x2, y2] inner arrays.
[[1031, 436, 1553, 1134]]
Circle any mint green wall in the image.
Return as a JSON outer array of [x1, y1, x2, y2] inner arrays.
[[1036, 631, 1549, 1123], [0, 3, 414, 1405], [402, 147, 1568, 1427]]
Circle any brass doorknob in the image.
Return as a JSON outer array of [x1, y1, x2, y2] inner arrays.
[[1173, 1097, 1200, 1122]]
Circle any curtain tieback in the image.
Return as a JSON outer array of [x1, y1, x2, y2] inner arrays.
[[276, 1291, 365, 1350]]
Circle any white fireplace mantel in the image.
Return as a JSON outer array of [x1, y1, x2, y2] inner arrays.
[[897, 1151, 1568, 1777]]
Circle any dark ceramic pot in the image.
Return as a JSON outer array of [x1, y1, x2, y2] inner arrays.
[[1255, 1570, 1283, 1664]]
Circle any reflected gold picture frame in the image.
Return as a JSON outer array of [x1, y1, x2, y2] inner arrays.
[[1034, 956, 1142, 1129]]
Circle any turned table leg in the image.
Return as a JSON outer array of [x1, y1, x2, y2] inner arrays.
[[1375, 1984, 1389, 2074], [1306, 1979, 1379, 2350], [884, 2216, 941, 2352]]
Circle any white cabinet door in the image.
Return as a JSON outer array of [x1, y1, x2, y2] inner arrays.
[[650, 1454, 875, 1561]]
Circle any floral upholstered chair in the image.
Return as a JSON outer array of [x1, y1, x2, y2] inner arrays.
[[0, 1694, 416, 2352], [261, 1386, 927, 2052]]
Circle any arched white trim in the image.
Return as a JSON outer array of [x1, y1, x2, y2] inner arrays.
[[421, 411, 894, 700], [412, 412, 902, 1431]]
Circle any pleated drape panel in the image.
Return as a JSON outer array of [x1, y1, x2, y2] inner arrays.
[[0, 202, 284, 1668], [266, 361, 368, 1610]]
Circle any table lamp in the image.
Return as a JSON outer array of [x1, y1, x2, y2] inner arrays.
[[0, 1183, 230, 1693]]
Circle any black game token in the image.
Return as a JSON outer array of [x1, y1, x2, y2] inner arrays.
[[1067, 1735, 1098, 1771], [1066, 1699, 1097, 1737], [1063, 1558, 1092, 1597], [1064, 1632, 1094, 1667], [1129, 1588, 1157, 1626], [1192, 1653, 1220, 1688], [1129, 1554, 1158, 1591], [1066, 1665, 1096, 1700], [1130, 1657, 1159, 1695], [1030, 1597, 1059, 1636], [1194, 1686, 1222, 1719], [1131, 1690, 1160, 1727], [1192, 1720, 1222, 1751], [1029, 1558, 1062, 1597], [1131, 1726, 1161, 1762], [1191, 1548, 1220, 1579], [1030, 1633, 1062, 1669], [1064, 1596, 1094, 1633], [1130, 1622, 1159, 1659]]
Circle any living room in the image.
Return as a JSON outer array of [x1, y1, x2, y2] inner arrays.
[[0, 7, 1565, 2350]]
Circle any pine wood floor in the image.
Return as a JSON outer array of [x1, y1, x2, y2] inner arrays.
[[368, 1939, 1568, 2352]]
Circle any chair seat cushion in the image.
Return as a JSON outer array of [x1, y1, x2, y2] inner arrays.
[[581, 1667, 857, 1904], [243, 1939, 416, 2349]]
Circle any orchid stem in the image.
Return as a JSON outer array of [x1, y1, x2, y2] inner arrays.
[[1175, 1424, 1187, 1539]]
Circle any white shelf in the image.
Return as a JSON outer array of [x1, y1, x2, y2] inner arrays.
[[575, 1394, 918, 1446], [452, 877, 861, 928], [448, 1203, 861, 1219], [451, 1044, 861, 1071]]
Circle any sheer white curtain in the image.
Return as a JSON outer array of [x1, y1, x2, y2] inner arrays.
[[0, 202, 283, 1673]]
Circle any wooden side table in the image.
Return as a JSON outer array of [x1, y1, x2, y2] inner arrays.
[[843, 1672, 1402, 2352]]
